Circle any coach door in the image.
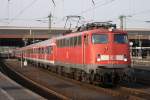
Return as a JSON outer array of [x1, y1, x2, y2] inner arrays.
[[51, 45, 55, 64], [47, 45, 55, 64]]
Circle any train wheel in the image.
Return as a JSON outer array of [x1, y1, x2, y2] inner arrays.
[[112, 72, 120, 85], [95, 73, 99, 81], [57, 66, 61, 75], [74, 70, 82, 81], [89, 73, 95, 84], [81, 71, 87, 82], [70, 68, 75, 79]]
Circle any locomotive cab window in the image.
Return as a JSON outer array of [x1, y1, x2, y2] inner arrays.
[[92, 34, 108, 44], [114, 34, 128, 43]]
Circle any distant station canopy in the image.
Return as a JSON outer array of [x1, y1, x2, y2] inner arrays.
[[77, 22, 116, 32]]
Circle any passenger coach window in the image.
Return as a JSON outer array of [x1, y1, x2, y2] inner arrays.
[[114, 34, 128, 43], [47, 46, 52, 54], [92, 34, 108, 44]]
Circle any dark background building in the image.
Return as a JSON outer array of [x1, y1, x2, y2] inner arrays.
[[0, 26, 149, 59]]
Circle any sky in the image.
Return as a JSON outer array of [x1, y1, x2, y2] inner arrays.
[[0, 0, 150, 28]]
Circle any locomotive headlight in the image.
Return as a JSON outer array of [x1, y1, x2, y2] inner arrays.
[[96, 54, 101, 62], [123, 55, 128, 62], [97, 58, 101, 62], [124, 58, 127, 62]]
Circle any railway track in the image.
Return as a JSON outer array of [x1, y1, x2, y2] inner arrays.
[[44, 69, 150, 100], [0, 59, 67, 100], [41, 67, 150, 100], [1, 59, 150, 100], [132, 65, 150, 85], [1, 59, 119, 100]]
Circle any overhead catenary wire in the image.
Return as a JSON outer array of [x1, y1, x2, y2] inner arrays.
[[51, 0, 56, 7], [2, 0, 150, 28], [54, 0, 116, 27], [126, 18, 150, 23], [117, 8, 150, 28], [91, 0, 95, 5], [130, 9, 150, 16], [10, 0, 39, 23], [77, 0, 115, 15], [4, 0, 57, 23], [75, 0, 150, 27], [6, 0, 11, 23], [2, 0, 116, 26]]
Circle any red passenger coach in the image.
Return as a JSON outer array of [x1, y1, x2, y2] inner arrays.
[[15, 39, 56, 65], [14, 22, 132, 85]]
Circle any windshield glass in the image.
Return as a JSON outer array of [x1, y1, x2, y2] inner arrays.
[[92, 34, 108, 44], [114, 34, 128, 43]]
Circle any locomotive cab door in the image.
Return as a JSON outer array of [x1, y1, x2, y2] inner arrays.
[[83, 34, 90, 64]]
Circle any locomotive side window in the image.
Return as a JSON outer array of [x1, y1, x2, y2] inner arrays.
[[56, 40, 59, 47], [56, 35, 82, 48], [70, 37, 74, 47], [77, 36, 82, 45], [74, 37, 78, 46], [57, 40, 60, 47], [66, 38, 70, 47], [58, 40, 61, 47], [63, 39, 65, 47], [114, 34, 128, 43], [92, 34, 108, 44], [60, 39, 63, 47], [64, 39, 67, 47], [61, 39, 63, 47]]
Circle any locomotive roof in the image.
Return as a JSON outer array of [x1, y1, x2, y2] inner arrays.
[[55, 28, 127, 39]]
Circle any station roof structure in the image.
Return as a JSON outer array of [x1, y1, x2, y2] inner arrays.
[[0, 26, 149, 40], [0, 26, 68, 39], [127, 28, 150, 40]]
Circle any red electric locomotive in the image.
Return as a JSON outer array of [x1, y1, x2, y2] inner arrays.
[[14, 22, 132, 84]]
